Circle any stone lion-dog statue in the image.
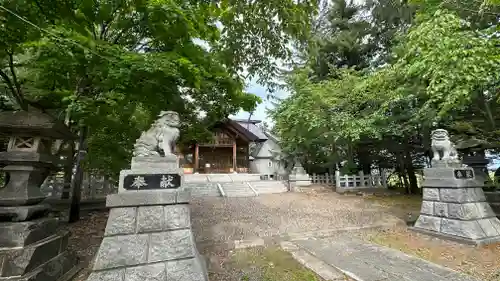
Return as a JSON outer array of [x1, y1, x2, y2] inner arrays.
[[133, 111, 180, 157], [431, 129, 458, 161]]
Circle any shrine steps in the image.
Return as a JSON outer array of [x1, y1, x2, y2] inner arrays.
[[219, 182, 257, 197]]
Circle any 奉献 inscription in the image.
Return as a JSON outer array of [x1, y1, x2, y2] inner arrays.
[[123, 174, 181, 190], [453, 169, 474, 179]]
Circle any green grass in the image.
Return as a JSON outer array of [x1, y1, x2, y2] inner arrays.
[[230, 247, 324, 281], [363, 194, 422, 220], [363, 194, 422, 209]]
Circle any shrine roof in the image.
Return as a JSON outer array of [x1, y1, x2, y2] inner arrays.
[[233, 120, 268, 141]]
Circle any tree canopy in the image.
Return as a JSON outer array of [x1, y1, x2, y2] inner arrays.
[[0, 0, 319, 177], [270, 0, 500, 193]]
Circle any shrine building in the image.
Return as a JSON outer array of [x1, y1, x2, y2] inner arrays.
[[180, 119, 285, 176]]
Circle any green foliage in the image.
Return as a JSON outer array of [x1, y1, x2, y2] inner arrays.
[[391, 10, 500, 119], [0, 0, 318, 177], [271, 4, 500, 180], [305, 0, 415, 80]]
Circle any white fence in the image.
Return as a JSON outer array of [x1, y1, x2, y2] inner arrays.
[[41, 174, 117, 201], [310, 170, 388, 191], [39, 170, 387, 200]]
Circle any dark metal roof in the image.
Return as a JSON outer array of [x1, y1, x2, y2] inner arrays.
[[226, 120, 263, 142], [231, 119, 262, 124], [264, 131, 279, 143], [235, 120, 268, 141]]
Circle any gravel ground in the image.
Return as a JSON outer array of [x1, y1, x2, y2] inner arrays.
[[64, 211, 108, 281], [190, 188, 403, 253]]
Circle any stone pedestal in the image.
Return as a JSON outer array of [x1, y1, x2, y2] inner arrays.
[[411, 162, 500, 245], [87, 157, 208, 281], [0, 218, 79, 281], [289, 164, 311, 188]]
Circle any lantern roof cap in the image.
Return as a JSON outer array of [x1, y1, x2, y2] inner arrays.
[[0, 109, 75, 140]]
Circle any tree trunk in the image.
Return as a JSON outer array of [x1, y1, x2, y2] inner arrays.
[[402, 172, 410, 194], [395, 150, 410, 193], [422, 125, 432, 166], [357, 148, 372, 174], [404, 149, 419, 194], [61, 143, 75, 200], [68, 126, 88, 223]]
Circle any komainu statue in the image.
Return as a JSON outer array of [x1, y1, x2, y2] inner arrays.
[[133, 111, 180, 157], [431, 129, 458, 161]]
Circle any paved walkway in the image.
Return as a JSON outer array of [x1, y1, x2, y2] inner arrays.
[[282, 236, 480, 281]]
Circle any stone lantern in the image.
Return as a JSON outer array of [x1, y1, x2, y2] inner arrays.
[[289, 157, 312, 189], [0, 110, 79, 281], [455, 137, 492, 186]]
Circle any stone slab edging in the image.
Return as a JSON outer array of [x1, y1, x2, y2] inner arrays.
[[291, 237, 482, 281], [291, 241, 367, 281], [280, 241, 347, 281], [246, 182, 259, 196], [207, 223, 400, 281], [216, 183, 226, 197], [409, 226, 500, 246], [199, 222, 401, 251]]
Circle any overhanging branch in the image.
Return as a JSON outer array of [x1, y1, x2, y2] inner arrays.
[[0, 69, 24, 109]]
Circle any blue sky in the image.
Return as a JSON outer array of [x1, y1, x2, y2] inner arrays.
[[229, 76, 289, 125], [191, 38, 289, 125]]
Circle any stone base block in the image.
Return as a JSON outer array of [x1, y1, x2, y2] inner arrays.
[[0, 229, 79, 281], [419, 200, 496, 220], [295, 181, 312, 187], [410, 226, 500, 246], [0, 231, 69, 276], [106, 189, 191, 208], [0, 204, 50, 222], [88, 212, 208, 280], [422, 187, 486, 203], [131, 155, 179, 170], [87, 257, 207, 281], [92, 229, 196, 271], [0, 218, 59, 247], [0, 250, 80, 281], [290, 174, 311, 187], [103, 205, 190, 236], [412, 215, 500, 245]]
